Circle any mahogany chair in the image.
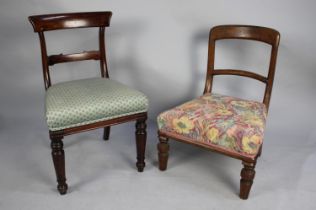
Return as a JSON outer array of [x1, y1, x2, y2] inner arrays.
[[157, 25, 280, 199], [29, 12, 148, 194]]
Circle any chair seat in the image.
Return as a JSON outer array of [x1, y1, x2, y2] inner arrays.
[[157, 93, 267, 159], [46, 78, 148, 131]]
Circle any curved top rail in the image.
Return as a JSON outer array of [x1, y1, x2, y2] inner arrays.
[[210, 25, 280, 45], [29, 11, 112, 32]]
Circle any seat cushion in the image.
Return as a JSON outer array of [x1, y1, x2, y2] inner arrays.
[[46, 78, 148, 131], [157, 93, 267, 159]]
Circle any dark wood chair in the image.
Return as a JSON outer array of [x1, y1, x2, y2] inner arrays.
[[29, 12, 148, 195], [157, 25, 280, 199]]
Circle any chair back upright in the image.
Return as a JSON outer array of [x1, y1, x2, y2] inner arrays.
[[204, 25, 280, 111], [29, 12, 112, 89]]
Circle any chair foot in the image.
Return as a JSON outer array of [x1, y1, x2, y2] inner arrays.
[[135, 119, 147, 172], [157, 133, 169, 171], [136, 162, 145, 172], [103, 126, 111, 141], [51, 135, 68, 195], [57, 182, 68, 195], [240, 161, 256, 200]]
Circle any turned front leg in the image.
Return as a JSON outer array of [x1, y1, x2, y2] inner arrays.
[[51, 136, 68, 195], [135, 119, 147, 172], [157, 134, 169, 171], [240, 161, 256, 199]]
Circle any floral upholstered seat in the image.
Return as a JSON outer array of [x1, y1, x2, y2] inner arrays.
[[157, 93, 267, 159], [46, 78, 148, 131]]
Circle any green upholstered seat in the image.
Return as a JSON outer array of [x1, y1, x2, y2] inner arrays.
[[46, 78, 148, 131]]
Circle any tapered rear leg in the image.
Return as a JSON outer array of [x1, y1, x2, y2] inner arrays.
[[135, 119, 147, 172], [103, 126, 111, 141]]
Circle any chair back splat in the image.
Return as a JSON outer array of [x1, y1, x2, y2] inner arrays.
[[29, 12, 112, 89], [204, 25, 280, 110]]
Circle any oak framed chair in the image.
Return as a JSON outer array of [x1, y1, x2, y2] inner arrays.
[[29, 12, 148, 195], [157, 25, 280, 199]]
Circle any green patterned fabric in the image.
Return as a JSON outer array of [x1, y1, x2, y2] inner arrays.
[[46, 78, 148, 131]]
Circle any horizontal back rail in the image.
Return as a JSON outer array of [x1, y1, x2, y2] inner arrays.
[[48, 51, 100, 66], [213, 69, 267, 83], [29, 11, 112, 32]]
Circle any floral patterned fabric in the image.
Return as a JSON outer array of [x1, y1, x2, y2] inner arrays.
[[157, 93, 267, 159]]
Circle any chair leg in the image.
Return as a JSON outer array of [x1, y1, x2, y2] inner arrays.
[[50, 136, 68, 195], [103, 126, 111, 141], [240, 161, 256, 199], [157, 134, 169, 171], [135, 119, 147, 172]]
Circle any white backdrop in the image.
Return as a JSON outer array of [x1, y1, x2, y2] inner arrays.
[[0, 0, 316, 209], [1, 0, 316, 131]]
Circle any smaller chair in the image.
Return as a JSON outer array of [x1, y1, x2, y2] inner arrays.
[[29, 12, 148, 194], [157, 25, 280, 199]]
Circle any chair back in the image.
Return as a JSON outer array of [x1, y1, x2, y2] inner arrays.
[[29, 12, 112, 89], [204, 25, 280, 110]]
